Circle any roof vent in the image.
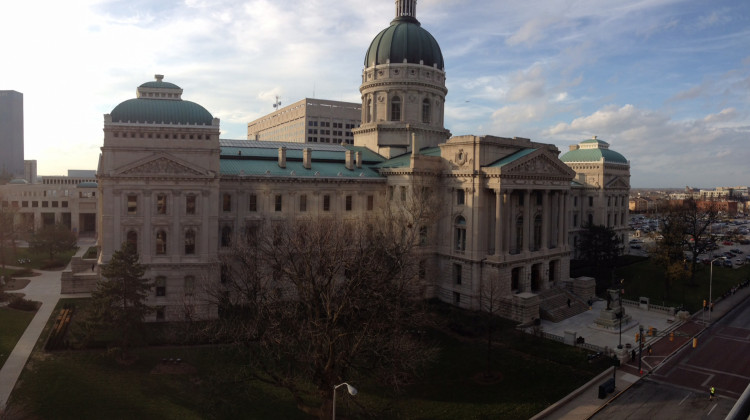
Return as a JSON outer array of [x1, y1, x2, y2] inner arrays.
[[303, 148, 312, 169], [345, 150, 354, 170], [278, 147, 287, 168]]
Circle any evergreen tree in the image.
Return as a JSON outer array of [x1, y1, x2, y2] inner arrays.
[[577, 223, 622, 294], [86, 242, 152, 356]]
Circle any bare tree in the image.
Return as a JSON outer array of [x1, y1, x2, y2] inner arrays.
[[479, 274, 504, 379], [672, 198, 719, 284], [196, 184, 440, 419], [0, 196, 17, 270]]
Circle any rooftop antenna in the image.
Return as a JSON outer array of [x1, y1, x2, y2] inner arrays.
[[273, 96, 282, 110]]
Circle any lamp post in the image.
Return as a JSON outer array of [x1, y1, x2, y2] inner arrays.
[[332, 382, 357, 420], [617, 279, 624, 349], [709, 257, 723, 323]]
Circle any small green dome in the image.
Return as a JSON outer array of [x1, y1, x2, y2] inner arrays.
[[560, 148, 628, 164], [139, 80, 181, 89], [365, 16, 444, 69], [110, 98, 213, 125]]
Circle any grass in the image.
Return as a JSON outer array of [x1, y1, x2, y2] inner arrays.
[[0, 307, 36, 369], [0, 245, 77, 270], [615, 258, 750, 312], [7, 298, 611, 420], [83, 246, 98, 259]]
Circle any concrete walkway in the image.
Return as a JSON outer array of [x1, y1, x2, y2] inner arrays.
[[0, 239, 94, 414]]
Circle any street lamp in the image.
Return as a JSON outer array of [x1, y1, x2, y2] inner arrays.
[[332, 382, 357, 420], [709, 257, 723, 323], [617, 279, 624, 349]]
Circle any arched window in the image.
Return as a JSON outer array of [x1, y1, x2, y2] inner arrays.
[[533, 215, 542, 251], [184, 229, 196, 255], [126, 230, 138, 254], [156, 230, 167, 255], [221, 226, 232, 247], [366, 97, 373, 123], [422, 98, 431, 123], [390, 96, 401, 121], [454, 216, 466, 251]]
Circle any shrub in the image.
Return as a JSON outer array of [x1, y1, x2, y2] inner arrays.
[[8, 296, 39, 311]]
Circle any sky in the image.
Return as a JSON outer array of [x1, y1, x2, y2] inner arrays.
[[1, 0, 748, 188]]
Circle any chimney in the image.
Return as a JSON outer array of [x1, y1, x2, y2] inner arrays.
[[303, 148, 312, 169], [278, 147, 286, 168], [345, 150, 354, 170], [355, 151, 362, 168]]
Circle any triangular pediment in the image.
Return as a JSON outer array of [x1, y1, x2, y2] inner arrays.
[[605, 176, 630, 189], [497, 151, 576, 179], [114, 154, 210, 177]]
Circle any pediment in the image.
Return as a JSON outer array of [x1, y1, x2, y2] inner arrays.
[[605, 176, 630, 189], [115, 154, 209, 177], [498, 151, 576, 179]]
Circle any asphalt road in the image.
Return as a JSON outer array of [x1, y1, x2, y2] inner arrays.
[[592, 291, 750, 419]]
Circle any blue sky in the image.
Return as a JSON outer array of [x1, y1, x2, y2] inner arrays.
[[1, 0, 748, 188]]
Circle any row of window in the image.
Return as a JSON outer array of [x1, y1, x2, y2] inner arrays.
[[113, 132, 212, 140], [151, 274, 195, 297], [365, 96, 432, 124], [307, 121, 359, 129], [2, 200, 69, 208]]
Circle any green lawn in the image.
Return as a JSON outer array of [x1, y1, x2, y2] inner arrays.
[[615, 258, 750, 312], [0, 307, 35, 369], [0, 246, 77, 270], [7, 299, 611, 420]]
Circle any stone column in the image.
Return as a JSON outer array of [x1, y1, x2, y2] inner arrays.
[[523, 190, 531, 252], [541, 190, 549, 250], [557, 191, 564, 248], [494, 188, 503, 256], [561, 192, 568, 246]]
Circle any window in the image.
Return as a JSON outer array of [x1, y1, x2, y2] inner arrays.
[[221, 226, 232, 247], [155, 276, 166, 297], [32, 201, 38, 208], [573, 214, 578, 228], [390, 96, 401, 121], [400, 186, 406, 201], [184, 276, 195, 296], [127, 194, 137, 215], [454, 216, 467, 251], [367, 195, 374, 211], [366, 98, 373, 123], [21, 201, 28, 208], [248, 194, 257, 212], [453, 292, 460, 305], [588, 213, 594, 226], [588, 196, 593, 207], [422, 98, 431, 123], [456, 189, 465, 206], [156, 230, 167, 255], [574, 196, 578, 207], [155, 307, 165, 321], [184, 229, 196, 255], [157, 194, 167, 214], [533, 215, 542, 251], [222, 193, 231, 212], [453, 263, 462, 285], [418, 260, 426, 279], [345, 195, 352, 211], [42, 201, 48, 208], [514, 216, 523, 253], [419, 226, 428, 245], [52, 201, 58, 208], [127, 230, 138, 254], [536, 192, 543, 206], [300, 194, 307, 212], [274, 194, 282, 212], [323, 195, 330, 211], [220, 264, 229, 284], [388, 186, 394, 201], [186, 195, 196, 215]]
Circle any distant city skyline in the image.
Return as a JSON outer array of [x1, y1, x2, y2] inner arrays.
[[1, 0, 748, 187]]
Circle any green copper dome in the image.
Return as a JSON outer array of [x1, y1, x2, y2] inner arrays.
[[560, 137, 628, 164], [139, 80, 181, 89], [110, 98, 214, 125], [365, 16, 444, 69]]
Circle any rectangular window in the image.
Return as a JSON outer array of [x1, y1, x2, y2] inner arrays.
[[156, 307, 165, 321], [157, 194, 167, 214], [453, 263, 462, 285], [323, 195, 330, 211], [248, 194, 257, 212], [456, 189, 465, 205], [453, 292, 460, 305], [186, 195, 196, 215], [274, 194, 282, 212], [573, 214, 578, 227], [41, 201, 48, 208], [589, 196, 593, 207], [367, 195, 374, 211], [400, 186, 406, 201], [574, 196, 578, 207], [222, 193, 231, 212], [418, 260, 426, 279], [32, 201, 38, 208], [184, 276, 195, 296], [127, 194, 137, 215], [21, 201, 28, 208], [155, 276, 166, 297], [300, 194, 307, 212], [52, 201, 58, 208], [345, 195, 352, 211], [388, 186, 394, 201]]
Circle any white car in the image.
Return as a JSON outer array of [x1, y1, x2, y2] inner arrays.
[[735, 259, 745, 266]]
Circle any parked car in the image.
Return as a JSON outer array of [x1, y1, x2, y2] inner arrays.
[[723, 259, 733, 267], [735, 259, 744, 266], [630, 244, 642, 249], [724, 241, 733, 245]]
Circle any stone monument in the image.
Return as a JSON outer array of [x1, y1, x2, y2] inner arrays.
[[594, 288, 632, 330]]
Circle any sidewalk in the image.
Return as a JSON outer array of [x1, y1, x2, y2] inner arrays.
[[532, 283, 750, 420], [0, 239, 94, 414]]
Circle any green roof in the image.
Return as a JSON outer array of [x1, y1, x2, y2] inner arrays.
[[560, 148, 628, 164], [139, 80, 181, 89], [365, 18, 444, 68], [110, 98, 213, 125], [375, 147, 441, 169], [486, 148, 537, 168]]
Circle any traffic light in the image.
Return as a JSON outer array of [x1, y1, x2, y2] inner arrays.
[[635, 332, 640, 342], [693, 337, 698, 348], [703, 299, 707, 308], [648, 327, 654, 336], [670, 332, 674, 342]]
